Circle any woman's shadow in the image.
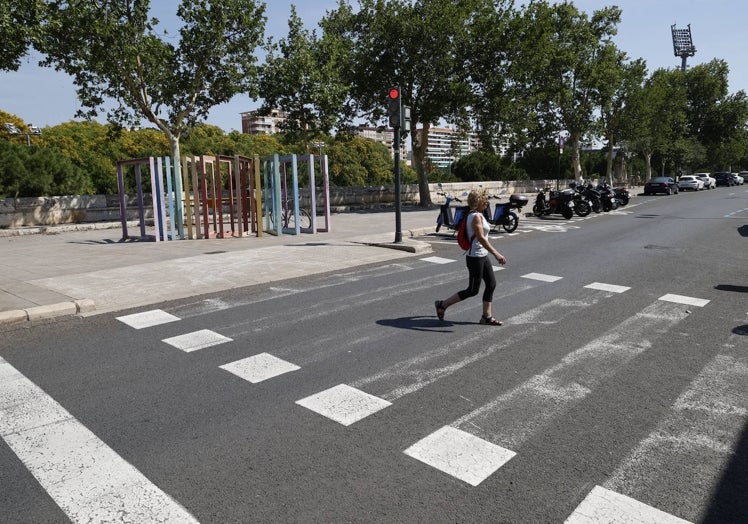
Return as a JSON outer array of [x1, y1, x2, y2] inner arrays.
[[377, 316, 473, 332]]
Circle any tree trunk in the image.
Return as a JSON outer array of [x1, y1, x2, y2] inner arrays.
[[411, 121, 432, 207], [571, 133, 582, 181]]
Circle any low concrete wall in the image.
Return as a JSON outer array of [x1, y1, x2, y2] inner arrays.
[[0, 180, 569, 228]]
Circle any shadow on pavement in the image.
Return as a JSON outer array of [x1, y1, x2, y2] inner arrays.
[[377, 315, 472, 332], [701, 418, 748, 523], [715, 284, 748, 293]]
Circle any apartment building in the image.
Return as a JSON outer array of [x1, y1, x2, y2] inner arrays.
[[240, 109, 290, 135]]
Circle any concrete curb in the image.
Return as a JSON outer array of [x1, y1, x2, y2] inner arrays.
[[0, 299, 96, 326]]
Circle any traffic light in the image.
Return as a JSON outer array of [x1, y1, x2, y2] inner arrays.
[[387, 87, 401, 128], [402, 105, 411, 132]]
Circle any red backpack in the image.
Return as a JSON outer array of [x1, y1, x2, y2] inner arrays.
[[456, 212, 474, 251]]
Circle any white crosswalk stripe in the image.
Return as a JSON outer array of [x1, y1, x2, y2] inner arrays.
[[0, 357, 200, 523]]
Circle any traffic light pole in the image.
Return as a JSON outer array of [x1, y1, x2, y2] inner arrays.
[[393, 127, 402, 244]]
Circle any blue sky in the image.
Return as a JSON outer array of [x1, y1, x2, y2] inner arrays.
[[1, 0, 746, 132]]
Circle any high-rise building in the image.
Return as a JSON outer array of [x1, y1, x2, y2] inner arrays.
[[416, 127, 481, 168], [240, 109, 289, 135]]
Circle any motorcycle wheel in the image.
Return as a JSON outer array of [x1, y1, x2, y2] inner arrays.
[[574, 201, 591, 217], [562, 206, 574, 220], [532, 203, 544, 217], [611, 199, 619, 210], [619, 196, 629, 206], [592, 200, 601, 213], [602, 201, 612, 212], [502, 213, 519, 233]]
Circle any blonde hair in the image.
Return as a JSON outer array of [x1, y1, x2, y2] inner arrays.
[[467, 188, 488, 209]]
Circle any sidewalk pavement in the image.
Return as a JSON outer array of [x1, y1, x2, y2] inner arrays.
[[0, 207, 441, 325]]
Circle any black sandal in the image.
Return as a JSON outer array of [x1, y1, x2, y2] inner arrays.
[[435, 300, 446, 321], [479, 315, 503, 326]]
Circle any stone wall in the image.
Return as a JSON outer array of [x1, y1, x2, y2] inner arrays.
[[0, 179, 570, 228]]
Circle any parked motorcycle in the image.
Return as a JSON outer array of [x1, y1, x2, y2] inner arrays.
[[533, 187, 575, 219], [596, 181, 619, 212], [613, 186, 630, 206], [435, 191, 469, 232], [568, 182, 592, 217], [582, 182, 603, 213], [483, 193, 529, 233]]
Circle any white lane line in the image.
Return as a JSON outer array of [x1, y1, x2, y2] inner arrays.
[[521, 272, 563, 282], [658, 294, 710, 307], [584, 282, 631, 294], [352, 293, 609, 402], [295, 384, 391, 426], [404, 426, 516, 487], [453, 300, 690, 450], [421, 256, 455, 265], [116, 309, 180, 329], [565, 486, 691, 524], [604, 355, 748, 520], [0, 357, 199, 523], [220, 353, 300, 383], [162, 329, 233, 352]]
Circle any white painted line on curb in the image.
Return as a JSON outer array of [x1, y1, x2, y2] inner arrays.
[[404, 426, 516, 487], [117, 309, 181, 329], [296, 384, 391, 426], [565, 486, 691, 523], [584, 282, 631, 293], [521, 272, 563, 282], [162, 329, 232, 352], [220, 353, 300, 383], [658, 294, 710, 307], [0, 357, 199, 523]]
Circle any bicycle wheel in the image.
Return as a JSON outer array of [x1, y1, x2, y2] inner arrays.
[[288, 208, 312, 230]]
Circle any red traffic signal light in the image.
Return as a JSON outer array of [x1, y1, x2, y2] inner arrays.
[[387, 87, 401, 127]]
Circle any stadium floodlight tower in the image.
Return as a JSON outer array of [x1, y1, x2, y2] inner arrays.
[[671, 24, 696, 72]]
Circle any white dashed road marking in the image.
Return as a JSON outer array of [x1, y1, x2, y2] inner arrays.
[[421, 256, 455, 265], [521, 272, 563, 282], [0, 357, 199, 523], [116, 309, 181, 329], [404, 425, 516, 487], [584, 282, 631, 293], [162, 329, 233, 352], [220, 353, 300, 383], [565, 486, 691, 524], [658, 293, 710, 307], [296, 384, 391, 426]]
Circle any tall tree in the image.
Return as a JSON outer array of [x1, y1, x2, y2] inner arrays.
[[629, 68, 687, 180], [258, 5, 351, 139], [511, 2, 624, 181], [598, 57, 646, 183], [321, 0, 481, 206], [38, 0, 266, 169], [1, 0, 42, 71]]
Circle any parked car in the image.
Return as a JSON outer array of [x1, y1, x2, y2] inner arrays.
[[739, 171, 748, 184], [677, 175, 704, 191], [693, 173, 716, 189], [732, 173, 744, 185], [643, 176, 679, 195], [713, 172, 735, 187]]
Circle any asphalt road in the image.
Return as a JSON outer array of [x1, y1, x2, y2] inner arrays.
[[2, 187, 747, 523]]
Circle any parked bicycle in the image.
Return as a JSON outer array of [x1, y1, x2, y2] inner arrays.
[[269, 199, 312, 230]]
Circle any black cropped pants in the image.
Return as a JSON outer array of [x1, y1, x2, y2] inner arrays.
[[457, 255, 496, 303]]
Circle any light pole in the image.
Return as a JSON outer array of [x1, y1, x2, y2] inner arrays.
[[4, 122, 41, 146]]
